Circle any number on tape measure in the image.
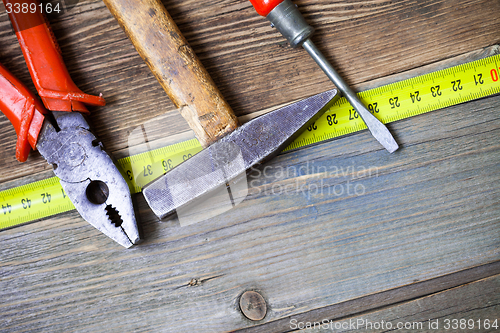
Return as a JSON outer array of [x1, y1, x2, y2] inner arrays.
[[285, 54, 500, 151], [0, 177, 73, 229], [1, 54, 499, 229], [117, 138, 203, 193]]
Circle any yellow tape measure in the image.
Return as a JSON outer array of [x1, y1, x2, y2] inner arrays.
[[286, 54, 500, 150], [1, 54, 499, 229]]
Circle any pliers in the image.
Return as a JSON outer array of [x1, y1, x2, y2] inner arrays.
[[0, 0, 140, 247]]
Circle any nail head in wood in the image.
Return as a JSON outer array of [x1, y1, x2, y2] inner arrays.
[[239, 291, 267, 321]]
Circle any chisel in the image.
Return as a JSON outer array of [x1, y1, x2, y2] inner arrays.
[[249, 0, 399, 153], [102, 0, 339, 219]]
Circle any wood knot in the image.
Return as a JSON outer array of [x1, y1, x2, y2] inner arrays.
[[188, 278, 201, 287], [239, 290, 267, 321]]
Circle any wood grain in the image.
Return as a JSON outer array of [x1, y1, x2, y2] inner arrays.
[[1, 84, 499, 331], [238, 261, 500, 332], [0, 0, 499, 331], [296, 274, 500, 332], [0, 0, 499, 182]]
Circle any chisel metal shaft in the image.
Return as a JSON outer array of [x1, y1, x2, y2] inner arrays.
[[302, 39, 398, 153], [250, 0, 399, 153]]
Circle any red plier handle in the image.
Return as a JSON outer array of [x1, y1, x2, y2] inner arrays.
[[0, 0, 106, 162], [0, 63, 47, 162]]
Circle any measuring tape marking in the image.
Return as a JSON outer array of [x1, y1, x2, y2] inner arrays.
[[0, 176, 74, 229], [1, 54, 499, 229]]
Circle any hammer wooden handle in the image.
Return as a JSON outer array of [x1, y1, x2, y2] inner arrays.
[[103, 0, 239, 147]]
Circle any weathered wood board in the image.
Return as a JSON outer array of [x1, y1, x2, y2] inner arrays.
[[0, 0, 499, 182], [0, 0, 499, 331], [297, 274, 500, 332], [240, 261, 500, 332]]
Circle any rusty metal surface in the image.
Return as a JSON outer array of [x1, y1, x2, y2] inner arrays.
[[37, 112, 139, 247]]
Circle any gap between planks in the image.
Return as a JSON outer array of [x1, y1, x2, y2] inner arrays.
[[235, 261, 500, 333]]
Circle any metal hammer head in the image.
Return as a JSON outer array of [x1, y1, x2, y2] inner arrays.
[[143, 89, 339, 220]]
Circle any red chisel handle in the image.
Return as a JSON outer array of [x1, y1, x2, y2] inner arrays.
[[249, 0, 284, 16], [0, 63, 47, 162], [3, 0, 105, 113], [248, 0, 314, 48]]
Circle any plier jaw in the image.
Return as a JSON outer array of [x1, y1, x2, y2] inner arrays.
[[37, 112, 140, 248]]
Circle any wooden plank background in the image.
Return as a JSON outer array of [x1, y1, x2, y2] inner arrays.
[[0, 0, 499, 331], [298, 274, 500, 332]]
